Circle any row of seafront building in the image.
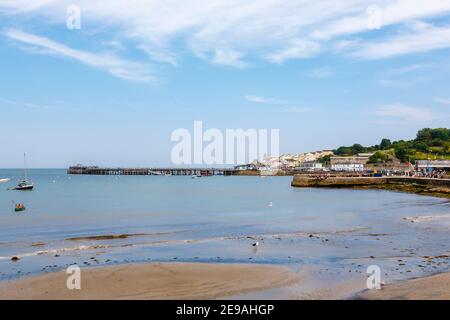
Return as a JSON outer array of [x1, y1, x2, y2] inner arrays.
[[284, 153, 372, 173], [294, 155, 450, 174]]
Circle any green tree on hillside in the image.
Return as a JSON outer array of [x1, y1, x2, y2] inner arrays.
[[334, 143, 367, 155], [394, 147, 409, 162], [379, 138, 391, 150], [414, 142, 428, 153], [368, 151, 390, 164], [318, 155, 331, 166], [416, 128, 450, 142], [352, 144, 365, 153], [416, 128, 433, 141]]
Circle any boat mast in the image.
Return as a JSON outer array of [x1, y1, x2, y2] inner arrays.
[[23, 152, 27, 181]]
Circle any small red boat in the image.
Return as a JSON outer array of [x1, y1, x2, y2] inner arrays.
[[14, 204, 26, 212]]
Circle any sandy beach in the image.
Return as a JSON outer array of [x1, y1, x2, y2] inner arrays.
[[0, 263, 299, 300], [359, 272, 450, 300]]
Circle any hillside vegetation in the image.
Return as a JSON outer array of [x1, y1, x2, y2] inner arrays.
[[332, 128, 450, 163]]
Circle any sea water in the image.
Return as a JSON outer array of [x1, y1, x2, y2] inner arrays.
[[0, 169, 449, 296]]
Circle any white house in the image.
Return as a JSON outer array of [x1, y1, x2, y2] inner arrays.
[[330, 156, 368, 172], [234, 164, 257, 171], [296, 161, 324, 172], [416, 160, 450, 170], [330, 163, 364, 172]]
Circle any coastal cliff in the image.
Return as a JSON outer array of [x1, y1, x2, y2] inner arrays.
[[291, 176, 450, 198]]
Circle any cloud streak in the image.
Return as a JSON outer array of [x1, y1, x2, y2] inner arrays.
[[309, 67, 334, 79], [373, 104, 435, 122], [354, 23, 450, 59], [245, 94, 317, 113], [2, 0, 450, 68], [434, 98, 450, 105], [212, 48, 247, 68], [4, 29, 156, 82], [244, 95, 284, 105], [0, 99, 54, 111]]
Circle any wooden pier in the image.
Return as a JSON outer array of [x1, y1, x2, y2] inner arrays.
[[67, 166, 239, 176]]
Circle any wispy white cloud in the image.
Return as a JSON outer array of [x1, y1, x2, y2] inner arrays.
[[0, 99, 54, 110], [2, 0, 450, 68], [372, 104, 435, 122], [387, 64, 430, 75], [353, 23, 450, 59], [0, 0, 57, 11], [4, 29, 156, 82], [377, 63, 431, 87], [377, 77, 427, 88], [309, 67, 334, 79], [283, 106, 318, 113], [244, 95, 284, 104], [137, 44, 178, 66], [311, 0, 450, 40], [434, 97, 450, 105], [212, 48, 247, 68], [265, 39, 320, 64], [245, 94, 317, 113], [102, 40, 126, 52]]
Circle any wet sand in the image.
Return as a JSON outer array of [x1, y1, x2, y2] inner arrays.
[[0, 263, 299, 300], [359, 272, 450, 300]]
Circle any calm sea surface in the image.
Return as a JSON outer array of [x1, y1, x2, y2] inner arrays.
[[1, 169, 449, 295]]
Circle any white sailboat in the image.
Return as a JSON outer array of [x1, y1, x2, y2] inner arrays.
[[14, 153, 33, 190]]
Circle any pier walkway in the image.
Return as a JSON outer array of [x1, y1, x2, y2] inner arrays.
[[67, 166, 238, 176]]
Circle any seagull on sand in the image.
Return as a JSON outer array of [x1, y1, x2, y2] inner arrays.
[[252, 241, 259, 247]]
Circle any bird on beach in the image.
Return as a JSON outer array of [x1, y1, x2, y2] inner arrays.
[[252, 241, 259, 247]]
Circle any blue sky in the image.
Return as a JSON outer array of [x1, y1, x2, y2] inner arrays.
[[1, 0, 450, 167]]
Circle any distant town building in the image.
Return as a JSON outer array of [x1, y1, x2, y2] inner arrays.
[[416, 160, 450, 171], [330, 155, 370, 172], [234, 164, 257, 171], [356, 153, 375, 158], [296, 161, 324, 172], [257, 150, 334, 171], [331, 163, 364, 172]]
